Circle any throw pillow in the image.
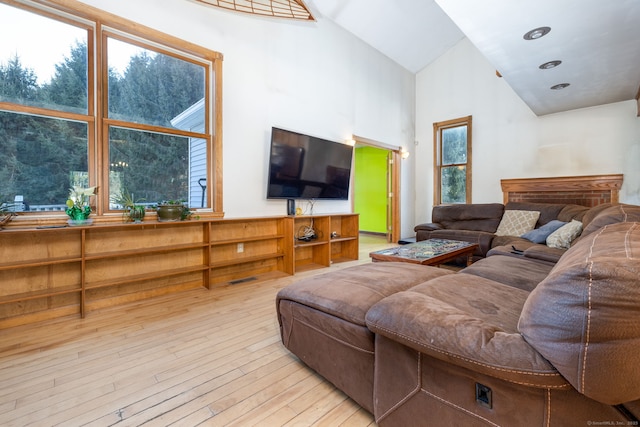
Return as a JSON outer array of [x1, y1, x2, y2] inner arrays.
[[521, 220, 566, 243], [495, 210, 540, 236], [546, 219, 583, 249]]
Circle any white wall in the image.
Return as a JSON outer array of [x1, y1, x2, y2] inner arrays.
[[415, 37, 640, 223], [76, 0, 416, 236]]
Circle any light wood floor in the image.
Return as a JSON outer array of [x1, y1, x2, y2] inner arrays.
[[0, 234, 397, 427]]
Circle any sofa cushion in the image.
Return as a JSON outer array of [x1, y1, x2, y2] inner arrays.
[[276, 262, 453, 327], [519, 221, 640, 405], [523, 245, 566, 264], [557, 204, 590, 223], [581, 203, 640, 238], [521, 220, 566, 243], [580, 203, 614, 230], [490, 235, 533, 250], [495, 210, 540, 237], [431, 203, 504, 232], [487, 244, 566, 265], [546, 219, 582, 249], [460, 255, 553, 292]]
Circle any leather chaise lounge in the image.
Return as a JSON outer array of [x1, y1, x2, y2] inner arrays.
[[276, 203, 640, 425]]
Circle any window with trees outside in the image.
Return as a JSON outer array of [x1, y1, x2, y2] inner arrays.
[[433, 116, 472, 204], [0, 0, 222, 222]]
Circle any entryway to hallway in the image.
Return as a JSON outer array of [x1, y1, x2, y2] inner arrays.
[[352, 138, 402, 244]]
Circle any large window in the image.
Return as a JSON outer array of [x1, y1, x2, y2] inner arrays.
[[0, 1, 222, 220], [433, 116, 472, 204]]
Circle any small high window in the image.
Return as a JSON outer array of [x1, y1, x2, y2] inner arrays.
[[433, 116, 472, 204]]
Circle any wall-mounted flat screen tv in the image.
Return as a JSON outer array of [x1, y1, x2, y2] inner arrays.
[[267, 127, 353, 200]]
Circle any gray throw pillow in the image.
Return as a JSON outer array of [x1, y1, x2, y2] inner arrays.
[[521, 220, 566, 244]]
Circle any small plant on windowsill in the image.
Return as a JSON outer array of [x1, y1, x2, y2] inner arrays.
[[65, 186, 97, 226], [0, 198, 18, 230], [153, 199, 192, 222], [112, 189, 146, 223]]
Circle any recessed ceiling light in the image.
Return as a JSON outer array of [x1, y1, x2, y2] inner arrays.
[[550, 83, 570, 90], [523, 26, 551, 40], [539, 60, 562, 70]]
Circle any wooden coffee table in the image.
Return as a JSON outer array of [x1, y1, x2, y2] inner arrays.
[[369, 238, 479, 267]]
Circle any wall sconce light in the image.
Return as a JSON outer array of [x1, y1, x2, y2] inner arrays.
[[400, 147, 410, 159]]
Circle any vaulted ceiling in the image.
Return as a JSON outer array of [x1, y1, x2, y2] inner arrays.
[[305, 0, 640, 116]]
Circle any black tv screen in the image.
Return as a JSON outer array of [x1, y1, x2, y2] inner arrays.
[[267, 127, 353, 200]]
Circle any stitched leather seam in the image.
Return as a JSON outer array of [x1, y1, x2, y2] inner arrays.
[[626, 223, 638, 258], [292, 317, 374, 355], [421, 388, 500, 427], [581, 226, 607, 392], [495, 377, 570, 389], [369, 323, 563, 380], [376, 351, 422, 423], [546, 389, 552, 427], [582, 260, 594, 394]]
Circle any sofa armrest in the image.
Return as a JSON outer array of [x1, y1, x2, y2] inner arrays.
[[365, 280, 569, 389], [414, 222, 443, 232]]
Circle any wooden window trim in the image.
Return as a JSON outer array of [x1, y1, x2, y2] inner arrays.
[[433, 115, 472, 205]]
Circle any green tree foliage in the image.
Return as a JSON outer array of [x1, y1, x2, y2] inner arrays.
[[0, 54, 39, 103], [41, 41, 88, 113], [441, 126, 468, 203], [442, 126, 467, 165], [0, 41, 205, 207]]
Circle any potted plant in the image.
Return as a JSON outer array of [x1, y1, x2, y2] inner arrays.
[[112, 190, 146, 223], [65, 186, 97, 226], [0, 198, 17, 230], [154, 200, 190, 222]]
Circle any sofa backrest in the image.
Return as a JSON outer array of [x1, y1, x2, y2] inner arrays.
[[518, 221, 640, 405], [557, 204, 590, 223], [505, 202, 574, 227], [432, 203, 504, 232], [580, 203, 640, 238]]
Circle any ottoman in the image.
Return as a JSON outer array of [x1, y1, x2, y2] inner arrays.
[[276, 262, 454, 413]]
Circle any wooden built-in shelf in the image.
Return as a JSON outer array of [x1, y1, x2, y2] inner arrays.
[[0, 256, 83, 270], [210, 234, 284, 246], [288, 213, 359, 273], [84, 242, 209, 260], [0, 213, 359, 328], [0, 285, 81, 305], [84, 265, 210, 290], [210, 253, 285, 268]]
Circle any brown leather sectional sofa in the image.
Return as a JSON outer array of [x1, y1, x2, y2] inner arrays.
[[414, 201, 595, 263], [276, 203, 640, 425]]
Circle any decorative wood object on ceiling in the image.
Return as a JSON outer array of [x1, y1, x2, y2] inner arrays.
[[194, 0, 314, 20]]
